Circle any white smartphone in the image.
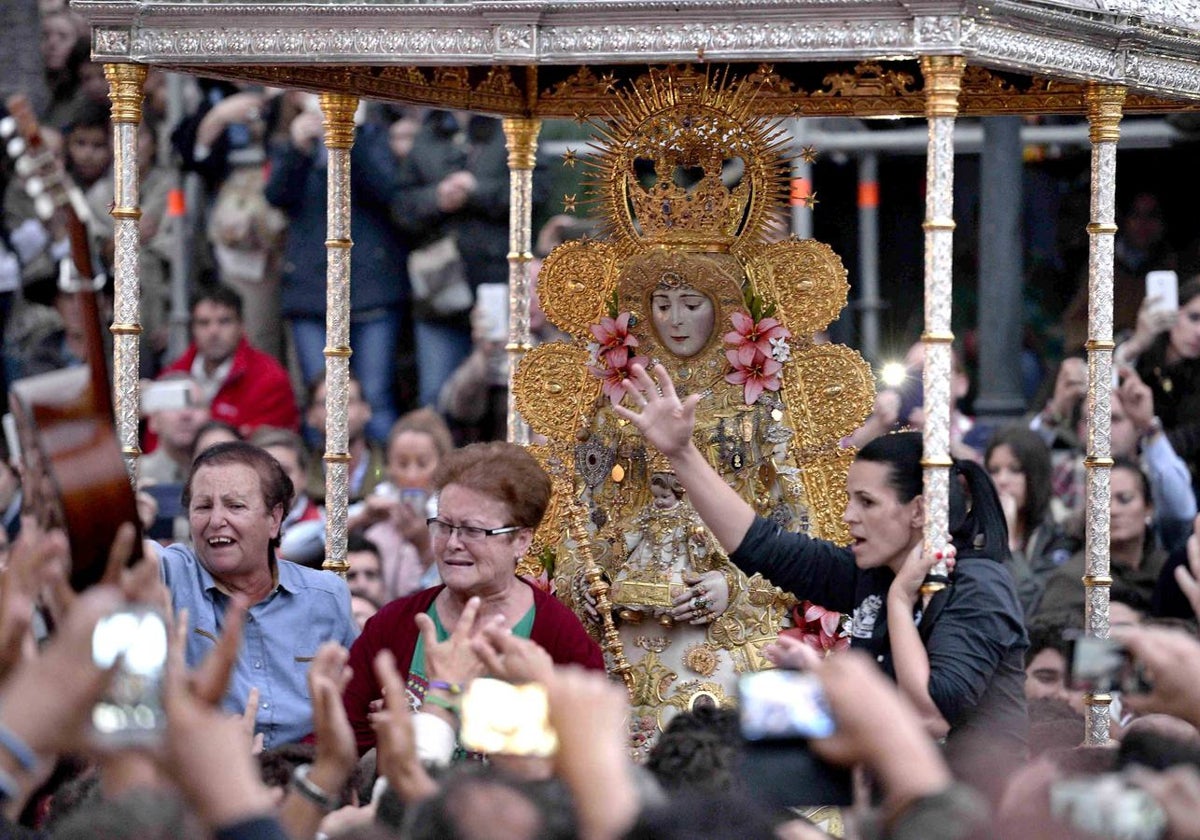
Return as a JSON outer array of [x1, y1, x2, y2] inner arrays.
[[142, 379, 194, 414], [1145, 270, 1179, 314], [476, 283, 509, 343]]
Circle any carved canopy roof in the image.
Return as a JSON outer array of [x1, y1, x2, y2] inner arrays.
[[74, 0, 1200, 115]]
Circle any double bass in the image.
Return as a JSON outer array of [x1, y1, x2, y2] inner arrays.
[[3, 94, 142, 589]]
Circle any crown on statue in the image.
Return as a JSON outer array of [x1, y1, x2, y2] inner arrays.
[[623, 124, 749, 249], [588, 67, 790, 253]]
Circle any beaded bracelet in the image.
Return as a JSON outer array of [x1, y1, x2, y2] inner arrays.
[[0, 724, 38, 774], [426, 680, 463, 695], [422, 694, 461, 716]]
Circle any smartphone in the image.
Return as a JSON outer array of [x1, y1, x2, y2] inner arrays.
[[1050, 774, 1166, 840], [399, 487, 429, 516], [475, 283, 509, 343], [1066, 634, 1152, 695], [458, 678, 557, 757], [91, 607, 169, 746], [738, 670, 835, 742], [141, 379, 194, 414], [1145, 270, 1179, 314]]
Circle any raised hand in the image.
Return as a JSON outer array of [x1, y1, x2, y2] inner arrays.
[[414, 595, 496, 686], [611, 363, 702, 460], [1176, 514, 1200, 621], [1112, 624, 1200, 729], [370, 650, 437, 803], [470, 623, 554, 684]]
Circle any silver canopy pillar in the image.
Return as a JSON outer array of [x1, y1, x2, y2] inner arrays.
[[503, 117, 541, 446], [1083, 83, 1125, 746], [320, 92, 358, 578], [105, 63, 147, 485], [918, 55, 964, 592]]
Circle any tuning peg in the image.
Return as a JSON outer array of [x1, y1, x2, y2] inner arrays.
[[6, 137, 25, 159], [33, 194, 55, 221], [14, 155, 35, 178], [0, 116, 14, 139], [25, 176, 43, 197]]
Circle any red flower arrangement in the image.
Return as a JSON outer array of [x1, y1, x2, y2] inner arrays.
[[723, 290, 792, 405], [779, 600, 849, 655]]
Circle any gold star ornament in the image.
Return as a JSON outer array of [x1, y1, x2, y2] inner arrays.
[[562, 148, 578, 168], [803, 191, 819, 209], [800, 145, 818, 164], [562, 194, 578, 213]]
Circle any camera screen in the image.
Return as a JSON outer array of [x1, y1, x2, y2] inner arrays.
[[738, 670, 835, 741], [91, 610, 168, 741], [1051, 774, 1166, 840], [1068, 636, 1150, 695]]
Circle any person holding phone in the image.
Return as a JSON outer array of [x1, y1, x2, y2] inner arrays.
[[1116, 276, 1200, 498], [612, 364, 1028, 759]]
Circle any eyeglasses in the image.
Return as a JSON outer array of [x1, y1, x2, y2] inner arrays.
[[426, 518, 522, 543]]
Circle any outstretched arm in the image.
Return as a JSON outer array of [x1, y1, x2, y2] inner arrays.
[[611, 364, 756, 554]]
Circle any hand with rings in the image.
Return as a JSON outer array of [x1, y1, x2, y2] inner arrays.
[[669, 569, 732, 625]]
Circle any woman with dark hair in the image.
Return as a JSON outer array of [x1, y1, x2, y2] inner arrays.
[[613, 364, 1028, 754], [986, 426, 1079, 617], [1034, 458, 1167, 627], [342, 441, 604, 754]]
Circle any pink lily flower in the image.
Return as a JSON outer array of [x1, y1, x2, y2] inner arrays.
[[590, 312, 639, 354], [724, 310, 792, 357], [725, 348, 782, 405]]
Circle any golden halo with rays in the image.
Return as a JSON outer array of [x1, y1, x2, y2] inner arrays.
[[581, 65, 794, 257]]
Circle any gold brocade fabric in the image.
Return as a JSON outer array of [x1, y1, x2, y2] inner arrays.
[[513, 67, 874, 756]]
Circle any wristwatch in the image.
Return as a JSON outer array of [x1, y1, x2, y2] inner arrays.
[[1140, 415, 1164, 445], [291, 763, 340, 812]]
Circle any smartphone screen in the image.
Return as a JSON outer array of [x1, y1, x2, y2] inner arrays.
[[1051, 774, 1166, 840], [1145, 270, 1179, 314], [738, 670, 835, 741], [1066, 635, 1151, 695], [92, 608, 168, 745], [476, 283, 509, 343], [459, 678, 558, 757]]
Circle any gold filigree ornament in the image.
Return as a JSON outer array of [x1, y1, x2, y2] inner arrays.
[[536, 238, 618, 339], [513, 343, 600, 440], [683, 643, 721, 677], [745, 238, 849, 336]]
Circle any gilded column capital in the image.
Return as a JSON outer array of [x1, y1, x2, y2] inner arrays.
[[103, 63, 148, 124], [319, 93, 359, 150], [503, 118, 542, 170], [1086, 84, 1126, 144], [919, 55, 966, 118]]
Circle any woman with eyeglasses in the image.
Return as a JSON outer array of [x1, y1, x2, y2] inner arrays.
[[341, 440, 604, 755]]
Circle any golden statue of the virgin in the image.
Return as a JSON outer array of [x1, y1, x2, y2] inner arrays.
[[514, 65, 875, 757]]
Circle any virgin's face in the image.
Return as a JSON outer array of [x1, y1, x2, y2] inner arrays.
[[987, 444, 1027, 517], [650, 287, 715, 358], [1168, 296, 1200, 362], [842, 460, 921, 572]]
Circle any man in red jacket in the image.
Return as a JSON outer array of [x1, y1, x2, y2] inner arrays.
[[162, 285, 299, 437]]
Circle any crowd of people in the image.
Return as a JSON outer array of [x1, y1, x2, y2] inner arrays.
[[6, 3, 1200, 840]]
